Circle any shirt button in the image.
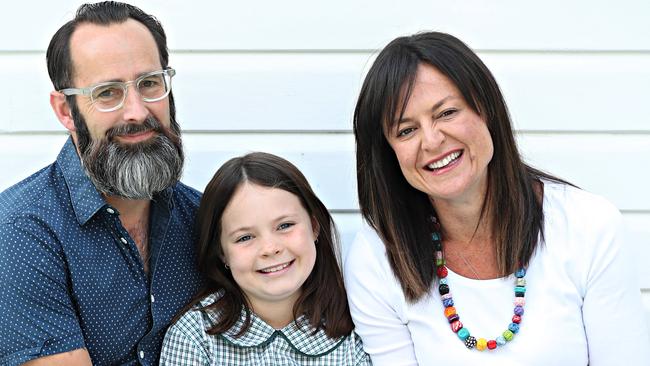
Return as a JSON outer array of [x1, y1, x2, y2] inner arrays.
[[139, 350, 145, 359], [106, 207, 115, 214], [151, 294, 155, 303], [120, 237, 128, 244]]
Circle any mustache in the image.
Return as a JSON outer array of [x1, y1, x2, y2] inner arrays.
[[106, 116, 163, 140]]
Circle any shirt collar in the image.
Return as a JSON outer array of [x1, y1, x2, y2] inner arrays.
[[200, 293, 345, 356], [57, 137, 106, 226], [57, 137, 175, 225]]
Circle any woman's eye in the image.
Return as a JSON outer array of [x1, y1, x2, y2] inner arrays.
[[278, 222, 294, 230], [397, 127, 415, 137], [439, 109, 457, 118], [235, 235, 253, 243]]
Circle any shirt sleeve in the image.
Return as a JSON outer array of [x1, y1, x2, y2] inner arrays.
[[580, 204, 650, 365], [342, 226, 419, 366], [0, 219, 86, 365], [159, 311, 210, 366]]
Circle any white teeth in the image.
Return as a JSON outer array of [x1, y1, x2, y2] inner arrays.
[[260, 262, 291, 273], [427, 151, 461, 170]]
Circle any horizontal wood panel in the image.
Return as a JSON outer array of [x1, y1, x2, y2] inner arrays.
[[2, 0, 649, 51], [2, 52, 650, 132], [1, 132, 648, 211]]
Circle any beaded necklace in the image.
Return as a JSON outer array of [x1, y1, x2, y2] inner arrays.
[[433, 229, 526, 351]]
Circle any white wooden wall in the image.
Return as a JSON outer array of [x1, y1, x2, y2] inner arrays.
[[1, 0, 649, 329]]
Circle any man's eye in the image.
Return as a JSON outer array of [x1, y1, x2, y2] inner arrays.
[[94, 86, 120, 100], [140, 79, 160, 88]]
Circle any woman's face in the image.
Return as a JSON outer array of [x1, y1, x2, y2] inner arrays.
[[385, 63, 494, 207], [219, 182, 318, 313]]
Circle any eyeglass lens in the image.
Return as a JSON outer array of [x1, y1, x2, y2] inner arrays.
[[91, 72, 170, 110]]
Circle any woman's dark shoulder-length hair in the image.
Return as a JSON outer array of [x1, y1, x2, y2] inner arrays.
[[182, 152, 353, 338], [353, 31, 564, 301]]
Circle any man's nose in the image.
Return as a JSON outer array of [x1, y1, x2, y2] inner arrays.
[[121, 84, 149, 123]]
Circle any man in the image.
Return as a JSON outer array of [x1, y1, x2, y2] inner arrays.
[[0, 2, 204, 365]]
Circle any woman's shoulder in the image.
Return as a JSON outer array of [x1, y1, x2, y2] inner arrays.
[[542, 180, 622, 225]]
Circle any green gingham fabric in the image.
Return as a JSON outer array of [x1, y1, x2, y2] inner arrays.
[[160, 292, 371, 365]]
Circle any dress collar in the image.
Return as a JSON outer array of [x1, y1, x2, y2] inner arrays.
[[199, 292, 346, 356]]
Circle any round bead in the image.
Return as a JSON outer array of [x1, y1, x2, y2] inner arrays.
[[516, 278, 526, 286], [457, 328, 470, 340], [447, 314, 460, 323], [476, 338, 488, 351], [514, 286, 526, 294], [451, 320, 463, 332], [512, 314, 522, 324], [439, 284, 449, 295], [436, 251, 443, 260], [503, 330, 514, 341], [439, 278, 448, 285], [437, 266, 448, 278], [496, 336, 506, 346], [442, 298, 454, 307], [515, 268, 526, 278], [432, 232, 441, 241], [436, 258, 445, 266], [514, 297, 526, 306], [444, 306, 456, 318], [514, 305, 524, 316], [487, 340, 497, 350], [465, 336, 477, 349], [508, 322, 520, 333], [441, 293, 453, 300]]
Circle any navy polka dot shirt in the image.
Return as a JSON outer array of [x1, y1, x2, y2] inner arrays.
[[0, 138, 205, 365]]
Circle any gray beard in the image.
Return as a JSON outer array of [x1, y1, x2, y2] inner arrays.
[[73, 110, 184, 200]]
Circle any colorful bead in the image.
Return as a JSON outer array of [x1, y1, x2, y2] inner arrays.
[[447, 314, 460, 323], [503, 330, 514, 341], [451, 320, 463, 332], [476, 338, 487, 351], [512, 315, 521, 324], [457, 328, 470, 340], [436, 251, 443, 260], [514, 297, 525, 306], [514, 305, 524, 316], [444, 306, 456, 318], [436, 258, 444, 266], [432, 232, 441, 241], [496, 336, 506, 346], [465, 336, 477, 349], [487, 340, 497, 350], [516, 278, 526, 286], [437, 266, 448, 278], [442, 298, 454, 307], [439, 284, 449, 295], [514, 286, 526, 294], [508, 322, 520, 333], [515, 268, 526, 278]]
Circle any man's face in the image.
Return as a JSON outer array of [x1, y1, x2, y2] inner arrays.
[[67, 19, 183, 199]]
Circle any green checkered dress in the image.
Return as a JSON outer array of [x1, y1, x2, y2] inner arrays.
[[160, 292, 371, 365]]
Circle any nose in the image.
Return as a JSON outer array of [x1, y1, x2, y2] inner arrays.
[[121, 83, 149, 123], [260, 236, 282, 257], [421, 122, 445, 151]]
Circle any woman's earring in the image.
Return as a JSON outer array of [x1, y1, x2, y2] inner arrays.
[[224, 263, 230, 270]]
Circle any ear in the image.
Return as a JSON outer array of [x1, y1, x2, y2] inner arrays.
[[50, 91, 76, 132], [311, 216, 321, 241]]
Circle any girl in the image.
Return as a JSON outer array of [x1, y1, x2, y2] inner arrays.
[[160, 152, 370, 365]]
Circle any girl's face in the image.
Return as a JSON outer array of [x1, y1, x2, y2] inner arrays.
[[219, 182, 318, 314]]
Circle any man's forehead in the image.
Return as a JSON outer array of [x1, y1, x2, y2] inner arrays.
[[69, 18, 162, 84]]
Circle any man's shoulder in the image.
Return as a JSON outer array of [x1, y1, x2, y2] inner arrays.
[[171, 181, 202, 208], [0, 163, 61, 224]]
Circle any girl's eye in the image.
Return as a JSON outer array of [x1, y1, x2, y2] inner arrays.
[[397, 127, 415, 137], [278, 222, 294, 230], [235, 234, 253, 243]]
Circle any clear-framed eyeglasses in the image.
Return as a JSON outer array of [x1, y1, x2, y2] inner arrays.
[[59, 68, 176, 112]]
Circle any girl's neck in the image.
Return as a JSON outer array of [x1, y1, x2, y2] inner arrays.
[[249, 292, 300, 329]]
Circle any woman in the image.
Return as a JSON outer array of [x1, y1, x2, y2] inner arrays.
[[161, 152, 369, 365], [344, 31, 650, 365]]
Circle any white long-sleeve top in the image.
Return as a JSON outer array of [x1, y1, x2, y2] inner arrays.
[[343, 182, 650, 366]]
